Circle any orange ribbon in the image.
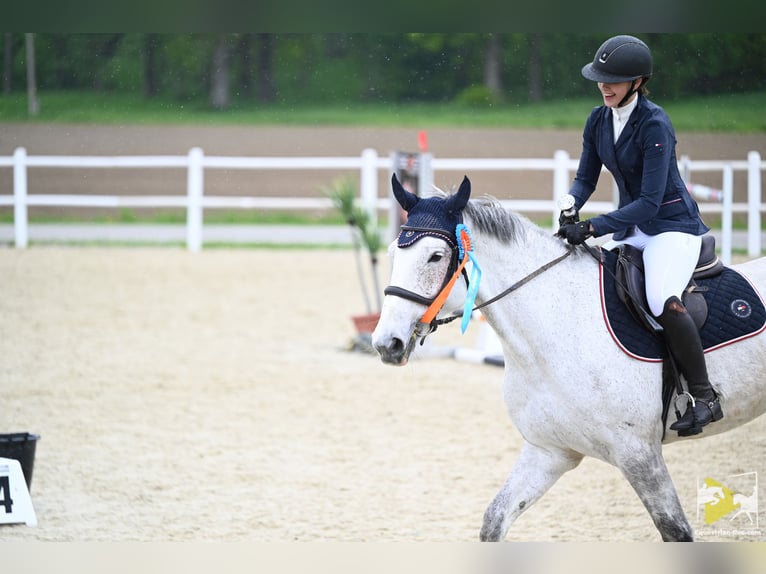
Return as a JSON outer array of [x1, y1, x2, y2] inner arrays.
[[419, 227, 472, 325]]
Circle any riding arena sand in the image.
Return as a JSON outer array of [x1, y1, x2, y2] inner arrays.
[[0, 126, 765, 554], [1, 246, 764, 546]]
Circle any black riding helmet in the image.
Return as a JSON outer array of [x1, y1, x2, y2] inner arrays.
[[582, 35, 652, 107]]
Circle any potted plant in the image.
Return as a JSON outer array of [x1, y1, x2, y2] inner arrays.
[[325, 177, 383, 339]]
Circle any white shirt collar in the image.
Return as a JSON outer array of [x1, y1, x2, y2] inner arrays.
[[612, 94, 639, 142]]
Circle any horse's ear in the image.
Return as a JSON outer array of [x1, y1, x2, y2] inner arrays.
[[445, 175, 471, 214], [391, 173, 419, 212]]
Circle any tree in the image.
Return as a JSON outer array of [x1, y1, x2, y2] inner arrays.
[[90, 34, 123, 91], [25, 33, 39, 116], [210, 34, 232, 109], [484, 33, 503, 100], [256, 33, 275, 103], [142, 34, 160, 98], [5, 33, 766, 107], [236, 33, 255, 97], [3, 33, 12, 94], [527, 33, 543, 103]]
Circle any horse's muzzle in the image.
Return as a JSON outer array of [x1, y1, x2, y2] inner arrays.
[[375, 337, 414, 366], [374, 337, 408, 365], [372, 326, 423, 366]]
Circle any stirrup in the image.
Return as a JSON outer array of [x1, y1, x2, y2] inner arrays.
[[671, 394, 723, 436]]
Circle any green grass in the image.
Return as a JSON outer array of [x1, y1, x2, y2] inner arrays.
[[1, 90, 766, 132], [0, 209, 347, 226], [662, 92, 766, 133]]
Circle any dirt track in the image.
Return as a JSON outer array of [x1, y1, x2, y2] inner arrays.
[[1, 124, 764, 542], [1, 247, 764, 542]]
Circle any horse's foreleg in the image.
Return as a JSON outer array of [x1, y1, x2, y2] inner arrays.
[[618, 447, 694, 541], [480, 441, 583, 541]]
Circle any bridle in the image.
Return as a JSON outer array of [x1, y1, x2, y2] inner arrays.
[[383, 223, 575, 341], [383, 225, 469, 317]]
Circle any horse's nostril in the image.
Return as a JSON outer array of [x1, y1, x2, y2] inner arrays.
[[374, 336, 407, 364], [390, 337, 404, 355]]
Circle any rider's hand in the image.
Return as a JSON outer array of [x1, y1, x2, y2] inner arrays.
[[558, 208, 580, 227], [556, 220, 592, 245]]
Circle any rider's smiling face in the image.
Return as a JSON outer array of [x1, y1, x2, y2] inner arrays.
[[598, 80, 637, 108]]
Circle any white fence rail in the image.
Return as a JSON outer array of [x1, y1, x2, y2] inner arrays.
[[0, 146, 762, 263]]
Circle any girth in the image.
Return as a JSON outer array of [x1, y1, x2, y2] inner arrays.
[[614, 234, 723, 333]]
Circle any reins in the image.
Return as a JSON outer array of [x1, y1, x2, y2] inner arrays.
[[386, 222, 577, 339], [418, 235, 655, 333], [384, 221, 589, 339], [433, 245, 575, 328]]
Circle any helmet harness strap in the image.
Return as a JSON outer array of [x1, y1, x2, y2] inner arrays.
[[618, 78, 640, 108]]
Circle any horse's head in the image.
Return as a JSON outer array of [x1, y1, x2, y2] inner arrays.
[[372, 174, 471, 365]]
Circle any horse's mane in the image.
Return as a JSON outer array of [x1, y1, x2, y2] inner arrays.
[[431, 187, 530, 245]]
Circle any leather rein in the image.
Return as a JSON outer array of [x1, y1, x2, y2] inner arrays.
[[453, 246, 575, 322], [383, 229, 575, 337]]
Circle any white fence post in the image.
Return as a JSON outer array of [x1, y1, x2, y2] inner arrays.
[[748, 151, 762, 258], [13, 147, 28, 249], [679, 154, 690, 183], [552, 150, 569, 231], [418, 152, 433, 197], [186, 147, 204, 252], [721, 164, 733, 266], [360, 148, 378, 226]]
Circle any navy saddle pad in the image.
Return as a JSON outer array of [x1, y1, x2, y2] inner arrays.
[[599, 248, 766, 362]]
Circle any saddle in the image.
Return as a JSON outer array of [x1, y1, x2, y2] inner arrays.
[[614, 235, 723, 334], [606, 235, 766, 439]]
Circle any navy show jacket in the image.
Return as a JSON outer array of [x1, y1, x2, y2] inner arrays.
[[568, 94, 709, 240]]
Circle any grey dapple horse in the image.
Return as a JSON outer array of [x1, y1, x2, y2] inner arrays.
[[372, 175, 766, 541]]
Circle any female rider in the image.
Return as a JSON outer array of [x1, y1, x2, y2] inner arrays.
[[556, 35, 723, 435]]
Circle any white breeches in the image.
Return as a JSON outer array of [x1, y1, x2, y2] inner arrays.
[[602, 228, 702, 317]]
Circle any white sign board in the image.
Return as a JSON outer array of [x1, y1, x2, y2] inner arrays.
[[0, 457, 37, 527]]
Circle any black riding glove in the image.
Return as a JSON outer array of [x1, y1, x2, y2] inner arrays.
[[556, 220, 592, 245]]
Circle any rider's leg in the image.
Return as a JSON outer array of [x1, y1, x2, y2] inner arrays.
[[656, 296, 723, 433], [641, 231, 700, 318], [642, 232, 723, 434]]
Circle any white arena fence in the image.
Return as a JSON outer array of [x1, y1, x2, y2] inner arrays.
[[0, 146, 762, 264]]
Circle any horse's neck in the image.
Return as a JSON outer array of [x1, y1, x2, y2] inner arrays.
[[472, 228, 598, 360], [477, 225, 573, 288]]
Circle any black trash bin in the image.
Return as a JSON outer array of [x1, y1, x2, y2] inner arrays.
[[0, 433, 40, 491]]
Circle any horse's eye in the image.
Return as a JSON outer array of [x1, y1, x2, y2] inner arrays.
[[428, 253, 443, 263]]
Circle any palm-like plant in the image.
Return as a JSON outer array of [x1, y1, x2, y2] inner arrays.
[[325, 177, 382, 314]]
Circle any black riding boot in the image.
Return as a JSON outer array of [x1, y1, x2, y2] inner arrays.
[[657, 296, 723, 436]]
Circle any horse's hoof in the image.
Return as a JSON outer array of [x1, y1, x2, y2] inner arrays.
[[479, 527, 503, 542], [480, 509, 506, 542]]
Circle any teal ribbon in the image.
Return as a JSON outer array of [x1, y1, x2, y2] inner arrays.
[[456, 224, 482, 333]]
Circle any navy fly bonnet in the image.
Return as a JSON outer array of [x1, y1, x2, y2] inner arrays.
[[391, 174, 471, 249]]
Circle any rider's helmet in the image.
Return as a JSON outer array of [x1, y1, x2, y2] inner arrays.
[[581, 35, 653, 84]]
